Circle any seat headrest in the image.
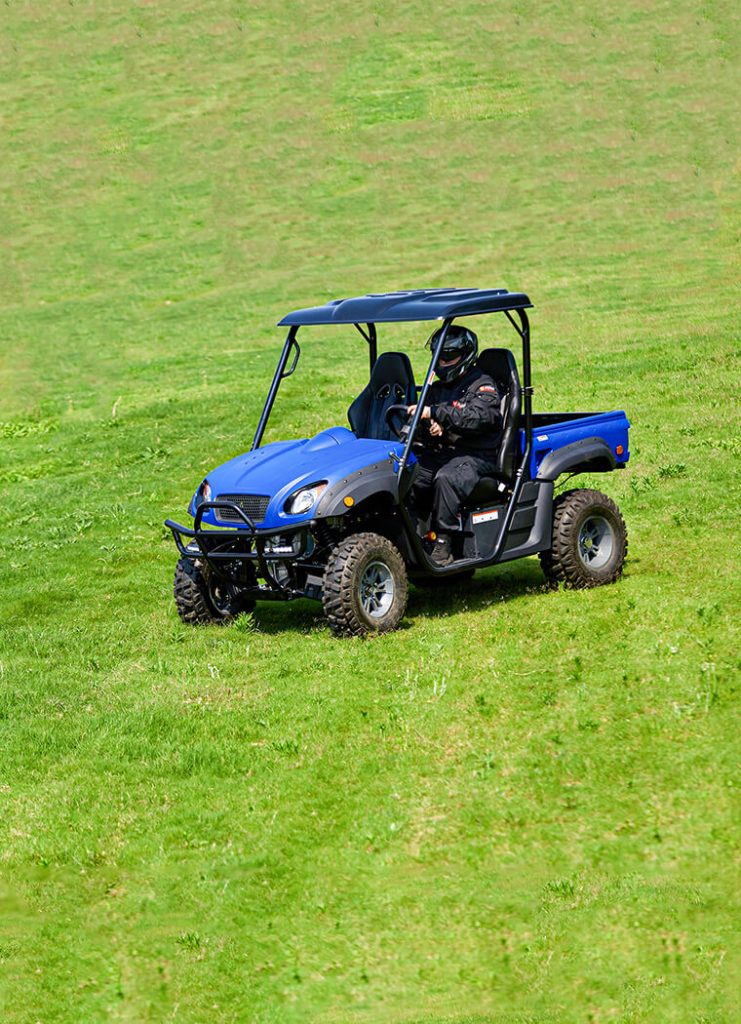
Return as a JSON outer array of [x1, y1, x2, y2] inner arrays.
[[369, 352, 415, 389], [476, 348, 518, 388]]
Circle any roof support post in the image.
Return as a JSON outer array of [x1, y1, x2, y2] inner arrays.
[[399, 317, 452, 475], [353, 322, 378, 372], [517, 308, 532, 460], [504, 308, 533, 463], [251, 326, 299, 451], [368, 322, 377, 372]]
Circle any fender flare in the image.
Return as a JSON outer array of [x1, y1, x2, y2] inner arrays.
[[315, 459, 400, 517], [536, 437, 616, 482]]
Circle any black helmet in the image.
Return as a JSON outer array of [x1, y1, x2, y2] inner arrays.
[[425, 324, 478, 383]]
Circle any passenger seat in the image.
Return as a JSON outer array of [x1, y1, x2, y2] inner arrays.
[[347, 352, 417, 441]]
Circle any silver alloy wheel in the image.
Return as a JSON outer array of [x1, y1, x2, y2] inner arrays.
[[578, 514, 614, 570], [360, 560, 395, 618], [208, 577, 238, 614]]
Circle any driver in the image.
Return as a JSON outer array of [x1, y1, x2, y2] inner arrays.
[[407, 325, 502, 566]]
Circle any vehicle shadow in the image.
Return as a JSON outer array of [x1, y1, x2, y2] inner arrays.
[[405, 560, 549, 622], [246, 597, 325, 636], [247, 560, 549, 636]]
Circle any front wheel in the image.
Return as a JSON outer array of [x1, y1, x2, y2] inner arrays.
[[174, 557, 255, 625], [323, 532, 408, 637], [539, 488, 628, 589]]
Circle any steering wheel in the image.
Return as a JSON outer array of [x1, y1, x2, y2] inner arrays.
[[384, 404, 412, 439]]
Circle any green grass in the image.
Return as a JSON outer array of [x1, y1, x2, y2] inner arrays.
[[1, 1, 739, 1021]]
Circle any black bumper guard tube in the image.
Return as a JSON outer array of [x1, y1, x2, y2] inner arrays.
[[164, 501, 309, 595]]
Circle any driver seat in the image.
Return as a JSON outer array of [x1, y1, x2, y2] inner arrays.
[[465, 348, 522, 505], [348, 352, 417, 441]]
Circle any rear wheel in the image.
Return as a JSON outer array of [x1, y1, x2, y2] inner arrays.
[[323, 532, 408, 637], [539, 488, 627, 589], [174, 557, 255, 625]]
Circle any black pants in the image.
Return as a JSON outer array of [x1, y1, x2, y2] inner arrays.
[[410, 449, 499, 534]]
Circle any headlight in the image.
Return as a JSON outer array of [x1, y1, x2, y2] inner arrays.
[[284, 482, 327, 515], [193, 479, 212, 508]]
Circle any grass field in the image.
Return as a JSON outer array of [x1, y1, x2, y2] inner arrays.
[[1, 1, 739, 1021]]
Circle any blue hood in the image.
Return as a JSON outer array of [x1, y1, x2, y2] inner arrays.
[[193, 426, 403, 530]]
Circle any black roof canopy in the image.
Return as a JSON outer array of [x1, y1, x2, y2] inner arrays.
[[278, 288, 532, 327]]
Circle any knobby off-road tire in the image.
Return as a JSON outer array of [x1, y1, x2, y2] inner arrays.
[[323, 532, 409, 638], [174, 557, 255, 625], [539, 488, 627, 589]]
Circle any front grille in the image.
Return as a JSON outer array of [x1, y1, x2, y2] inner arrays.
[[214, 493, 270, 524]]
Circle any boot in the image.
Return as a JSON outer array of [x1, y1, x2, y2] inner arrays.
[[430, 533, 454, 567]]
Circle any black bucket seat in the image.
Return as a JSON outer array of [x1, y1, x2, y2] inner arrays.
[[465, 348, 522, 504], [348, 352, 417, 441]]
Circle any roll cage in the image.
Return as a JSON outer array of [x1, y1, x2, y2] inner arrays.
[[167, 288, 536, 587]]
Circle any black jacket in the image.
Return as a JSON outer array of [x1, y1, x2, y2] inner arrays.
[[426, 366, 502, 455]]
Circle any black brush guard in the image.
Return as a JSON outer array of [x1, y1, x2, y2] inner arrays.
[[165, 501, 312, 597]]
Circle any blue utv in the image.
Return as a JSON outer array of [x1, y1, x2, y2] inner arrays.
[[165, 288, 630, 636]]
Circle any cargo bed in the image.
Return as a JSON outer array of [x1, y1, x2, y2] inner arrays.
[[525, 410, 630, 479]]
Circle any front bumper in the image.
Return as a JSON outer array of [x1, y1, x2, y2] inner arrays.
[[165, 500, 315, 597]]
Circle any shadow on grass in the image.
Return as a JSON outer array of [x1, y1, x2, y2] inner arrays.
[[249, 597, 324, 635], [246, 559, 548, 636], [405, 560, 549, 627]]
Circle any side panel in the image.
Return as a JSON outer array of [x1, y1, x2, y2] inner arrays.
[[525, 410, 630, 478], [498, 480, 554, 561], [461, 480, 554, 562]]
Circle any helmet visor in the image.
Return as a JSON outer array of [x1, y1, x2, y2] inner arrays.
[[425, 331, 465, 363]]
